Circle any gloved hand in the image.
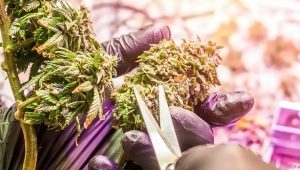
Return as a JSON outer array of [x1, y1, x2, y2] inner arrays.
[[101, 24, 171, 75], [122, 92, 255, 169], [87, 25, 258, 170], [175, 144, 279, 170], [0, 24, 171, 170], [88, 92, 255, 170]]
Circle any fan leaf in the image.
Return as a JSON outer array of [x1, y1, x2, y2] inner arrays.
[[84, 87, 102, 128]]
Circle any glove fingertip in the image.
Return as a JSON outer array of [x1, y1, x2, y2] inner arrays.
[[146, 24, 171, 43], [169, 106, 214, 151], [88, 155, 119, 170], [121, 130, 159, 170], [196, 91, 254, 127], [121, 130, 151, 154]]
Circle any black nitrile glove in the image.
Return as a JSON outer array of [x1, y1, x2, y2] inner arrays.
[[0, 24, 171, 170]]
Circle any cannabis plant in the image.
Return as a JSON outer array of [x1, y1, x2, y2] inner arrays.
[[18, 48, 116, 131], [1, 0, 116, 169], [113, 39, 222, 131]]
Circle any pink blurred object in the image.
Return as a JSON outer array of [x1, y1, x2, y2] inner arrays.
[[269, 146, 300, 170], [264, 101, 300, 170]]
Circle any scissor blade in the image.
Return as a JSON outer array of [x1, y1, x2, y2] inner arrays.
[[158, 85, 182, 157], [133, 86, 177, 170]]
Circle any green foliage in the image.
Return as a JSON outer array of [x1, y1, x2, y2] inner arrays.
[[1, 0, 116, 168], [4, 0, 117, 136], [8, 0, 99, 75], [113, 39, 222, 131], [20, 48, 116, 130]]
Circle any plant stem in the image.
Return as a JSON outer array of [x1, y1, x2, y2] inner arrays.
[[0, 1, 38, 169], [20, 123, 38, 170], [0, 2, 23, 100], [15, 96, 40, 121], [18, 96, 40, 113]]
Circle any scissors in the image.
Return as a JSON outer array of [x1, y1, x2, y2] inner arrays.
[[133, 85, 182, 170]]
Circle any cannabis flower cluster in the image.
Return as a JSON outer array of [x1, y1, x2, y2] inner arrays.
[[9, 1, 116, 132], [19, 48, 116, 129], [113, 39, 222, 131]]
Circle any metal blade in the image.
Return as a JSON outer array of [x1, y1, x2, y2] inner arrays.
[[133, 86, 178, 170], [158, 85, 182, 156]]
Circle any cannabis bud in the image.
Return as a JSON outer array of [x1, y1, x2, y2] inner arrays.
[[19, 48, 116, 130], [9, 1, 101, 76], [113, 39, 222, 131], [10, 1, 117, 136]]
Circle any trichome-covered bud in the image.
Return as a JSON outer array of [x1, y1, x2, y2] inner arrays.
[[19, 48, 116, 133], [113, 39, 222, 131]]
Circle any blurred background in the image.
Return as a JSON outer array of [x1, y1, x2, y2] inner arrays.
[[1, 0, 300, 169]]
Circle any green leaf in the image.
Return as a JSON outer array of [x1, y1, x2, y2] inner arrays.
[[84, 87, 102, 128], [19, 73, 43, 93], [96, 69, 104, 84], [88, 37, 101, 50], [36, 33, 64, 54], [53, 6, 72, 22], [48, 83, 64, 94], [37, 18, 61, 32], [59, 81, 78, 97], [72, 81, 93, 93], [36, 104, 58, 112], [55, 47, 76, 59], [35, 90, 58, 104], [25, 103, 38, 110], [19, 30, 26, 38], [24, 112, 45, 124], [61, 107, 70, 117], [19, 12, 44, 23], [63, 102, 85, 128], [64, 66, 79, 76], [48, 109, 63, 127], [9, 22, 21, 36], [66, 101, 85, 109], [39, 66, 69, 85], [59, 96, 72, 106], [46, 58, 72, 67], [22, 0, 41, 12]]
